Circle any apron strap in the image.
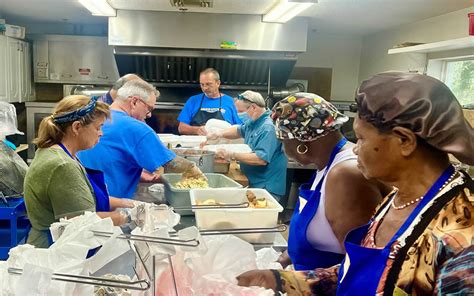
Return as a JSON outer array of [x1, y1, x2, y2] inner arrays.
[[383, 176, 467, 295]]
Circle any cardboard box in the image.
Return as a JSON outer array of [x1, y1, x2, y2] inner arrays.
[[0, 24, 26, 39]]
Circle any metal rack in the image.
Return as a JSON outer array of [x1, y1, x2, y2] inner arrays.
[[7, 223, 287, 295], [7, 230, 202, 295]]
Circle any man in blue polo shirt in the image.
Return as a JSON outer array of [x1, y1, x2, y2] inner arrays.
[[79, 80, 205, 199], [207, 90, 287, 202], [178, 68, 241, 135]]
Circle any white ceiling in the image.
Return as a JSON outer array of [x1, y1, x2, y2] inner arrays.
[[1, 0, 474, 35]]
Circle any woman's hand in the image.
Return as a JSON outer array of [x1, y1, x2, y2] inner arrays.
[[236, 270, 278, 291], [277, 250, 292, 269]]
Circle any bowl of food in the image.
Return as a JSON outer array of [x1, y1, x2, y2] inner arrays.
[[189, 188, 284, 243]]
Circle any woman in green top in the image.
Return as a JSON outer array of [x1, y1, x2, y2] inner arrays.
[[24, 95, 134, 248]]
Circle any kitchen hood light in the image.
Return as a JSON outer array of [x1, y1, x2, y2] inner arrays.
[[263, 0, 315, 23], [79, 0, 116, 17]]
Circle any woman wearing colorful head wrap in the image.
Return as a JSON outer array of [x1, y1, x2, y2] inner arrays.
[[270, 92, 387, 271], [24, 95, 137, 248], [238, 72, 474, 295]]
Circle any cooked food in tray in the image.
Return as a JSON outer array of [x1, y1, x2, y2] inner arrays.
[[246, 190, 268, 208], [175, 178, 209, 189], [196, 198, 223, 206]]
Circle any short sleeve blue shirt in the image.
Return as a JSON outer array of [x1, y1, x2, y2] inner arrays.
[[178, 93, 241, 125], [78, 110, 176, 198], [237, 110, 287, 196]]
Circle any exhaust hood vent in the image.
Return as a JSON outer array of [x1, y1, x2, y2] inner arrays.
[[114, 48, 296, 89], [109, 11, 307, 89]]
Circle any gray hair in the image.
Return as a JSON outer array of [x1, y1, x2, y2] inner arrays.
[[239, 90, 266, 108], [116, 80, 160, 103], [112, 73, 142, 91], [200, 68, 220, 81]]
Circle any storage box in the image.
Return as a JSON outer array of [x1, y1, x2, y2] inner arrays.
[[0, 198, 31, 260], [161, 173, 242, 215], [190, 188, 283, 243], [0, 24, 26, 39]]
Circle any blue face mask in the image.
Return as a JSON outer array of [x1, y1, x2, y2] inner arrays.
[[238, 112, 251, 124]]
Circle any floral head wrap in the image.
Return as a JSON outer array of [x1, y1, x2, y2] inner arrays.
[[271, 92, 348, 142]]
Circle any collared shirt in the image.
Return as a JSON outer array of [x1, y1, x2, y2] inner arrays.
[[237, 109, 287, 196]]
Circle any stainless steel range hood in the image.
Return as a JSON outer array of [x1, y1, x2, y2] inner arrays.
[[109, 10, 308, 89]]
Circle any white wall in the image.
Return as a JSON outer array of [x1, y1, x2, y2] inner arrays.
[[297, 30, 363, 101], [359, 6, 474, 82]]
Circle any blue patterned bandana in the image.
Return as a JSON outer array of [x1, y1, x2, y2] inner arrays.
[[53, 97, 98, 124]]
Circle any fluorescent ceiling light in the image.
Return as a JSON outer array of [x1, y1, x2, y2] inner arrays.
[[263, 0, 315, 23], [79, 0, 116, 17]]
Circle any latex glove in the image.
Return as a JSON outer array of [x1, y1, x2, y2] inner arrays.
[[181, 163, 207, 181], [118, 205, 147, 229], [206, 130, 223, 141], [215, 148, 232, 161], [236, 269, 278, 292], [118, 208, 132, 225]]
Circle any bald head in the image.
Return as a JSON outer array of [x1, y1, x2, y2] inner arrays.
[[110, 74, 143, 100]]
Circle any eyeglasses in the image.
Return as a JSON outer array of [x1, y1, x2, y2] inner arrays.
[[135, 96, 154, 114], [237, 94, 254, 104]]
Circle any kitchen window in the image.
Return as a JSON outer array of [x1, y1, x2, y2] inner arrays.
[[442, 58, 474, 107]]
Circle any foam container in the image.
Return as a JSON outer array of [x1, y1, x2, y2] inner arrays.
[[190, 188, 283, 243]]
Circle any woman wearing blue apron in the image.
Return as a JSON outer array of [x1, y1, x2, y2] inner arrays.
[[269, 93, 386, 270], [237, 72, 474, 295], [24, 95, 135, 248]]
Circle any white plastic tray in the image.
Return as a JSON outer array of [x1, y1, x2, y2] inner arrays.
[[190, 188, 283, 243]]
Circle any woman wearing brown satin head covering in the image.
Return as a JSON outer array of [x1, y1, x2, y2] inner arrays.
[[237, 72, 473, 295]]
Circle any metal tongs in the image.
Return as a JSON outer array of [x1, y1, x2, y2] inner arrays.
[[8, 267, 150, 291], [168, 224, 288, 236], [159, 201, 250, 211], [91, 230, 200, 247]]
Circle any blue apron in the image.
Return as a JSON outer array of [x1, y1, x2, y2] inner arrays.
[[58, 143, 110, 212], [336, 165, 455, 295], [288, 138, 348, 270], [189, 94, 224, 126], [45, 143, 111, 249]]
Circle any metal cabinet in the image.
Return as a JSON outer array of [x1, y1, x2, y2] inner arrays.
[[33, 35, 119, 85], [0, 36, 33, 103]]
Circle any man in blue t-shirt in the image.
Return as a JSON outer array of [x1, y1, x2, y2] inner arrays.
[[79, 80, 205, 199], [178, 68, 241, 135], [93, 74, 142, 105]]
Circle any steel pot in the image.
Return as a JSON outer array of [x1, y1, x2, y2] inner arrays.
[[173, 148, 215, 173]]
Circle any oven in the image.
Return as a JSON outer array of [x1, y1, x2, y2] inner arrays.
[[25, 102, 56, 162]]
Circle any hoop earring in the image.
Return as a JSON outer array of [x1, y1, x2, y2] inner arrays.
[[296, 143, 309, 155]]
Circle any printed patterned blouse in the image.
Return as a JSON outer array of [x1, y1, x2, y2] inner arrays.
[[276, 171, 473, 295]]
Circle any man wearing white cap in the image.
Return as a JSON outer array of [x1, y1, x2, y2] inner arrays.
[[207, 90, 287, 201]]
